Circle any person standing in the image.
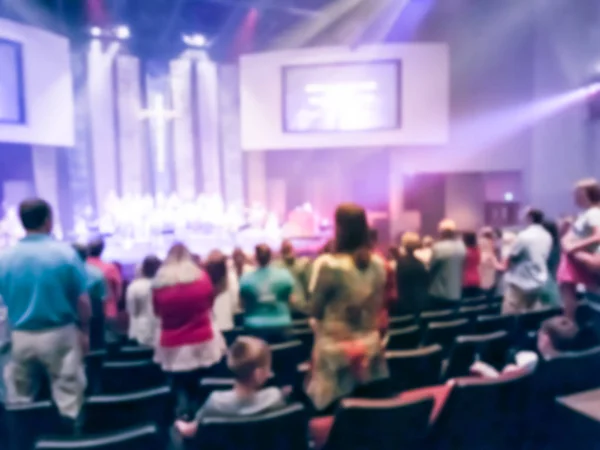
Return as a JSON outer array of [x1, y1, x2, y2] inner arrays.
[[240, 245, 295, 343], [478, 228, 501, 299], [428, 219, 467, 308], [0, 199, 90, 425], [306, 203, 389, 412], [126, 255, 161, 347], [395, 232, 430, 315], [73, 243, 107, 350], [153, 244, 226, 419], [275, 240, 311, 315], [502, 209, 552, 314], [462, 231, 482, 298], [87, 237, 123, 339]]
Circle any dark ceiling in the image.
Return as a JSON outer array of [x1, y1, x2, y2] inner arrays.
[[2, 0, 437, 61]]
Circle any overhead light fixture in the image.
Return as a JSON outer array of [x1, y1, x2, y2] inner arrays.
[[114, 25, 131, 40], [182, 33, 208, 48], [90, 26, 102, 37]]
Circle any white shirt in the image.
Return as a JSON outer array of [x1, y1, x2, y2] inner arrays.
[[126, 278, 158, 347], [505, 224, 552, 292]]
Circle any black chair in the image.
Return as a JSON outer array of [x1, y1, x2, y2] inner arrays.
[[323, 397, 433, 450], [457, 304, 490, 322], [419, 310, 455, 329], [107, 346, 154, 362], [84, 386, 172, 434], [462, 295, 489, 306], [289, 328, 314, 362], [475, 314, 516, 335], [388, 315, 417, 329], [487, 302, 502, 315], [444, 331, 510, 379], [270, 341, 304, 386], [5, 401, 64, 450], [101, 360, 166, 394], [234, 314, 245, 328], [199, 378, 236, 404], [386, 344, 443, 393], [423, 319, 470, 355], [517, 306, 562, 334], [433, 369, 533, 450], [292, 319, 310, 329], [85, 350, 107, 395], [387, 325, 421, 350], [35, 425, 159, 450], [196, 403, 308, 450]]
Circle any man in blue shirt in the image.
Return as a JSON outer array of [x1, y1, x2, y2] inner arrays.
[[0, 199, 91, 423], [240, 244, 294, 343], [73, 243, 107, 350]]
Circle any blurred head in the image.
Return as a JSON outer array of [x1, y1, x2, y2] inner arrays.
[[334, 203, 371, 269], [227, 336, 272, 388], [205, 250, 228, 295], [141, 255, 162, 278], [438, 219, 457, 240], [255, 244, 272, 268], [574, 178, 600, 209], [480, 226, 495, 241], [525, 208, 544, 226], [388, 246, 400, 260], [164, 243, 193, 265], [19, 198, 52, 234], [232, 247, 246, 267], [537, 316, 580, 357], [462, 231, 477, 248], [401, 232, 421, 254], [72, 243, 88, 261], [88, 237, 106, 258], [280, 240, 295, 263], [422, 235, 434, 248]]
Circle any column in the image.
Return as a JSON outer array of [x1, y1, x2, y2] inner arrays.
[[170, 59, 196, 199], [115, 55, 145, 197]]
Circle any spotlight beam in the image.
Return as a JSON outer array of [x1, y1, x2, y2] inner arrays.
[[191, 0, 319, 17]]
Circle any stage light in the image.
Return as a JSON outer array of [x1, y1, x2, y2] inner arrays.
[[182, 33, 208, 48], [90, 26, 102, 37], [114, 25, 130, 40], [504, 192, 514, 202]]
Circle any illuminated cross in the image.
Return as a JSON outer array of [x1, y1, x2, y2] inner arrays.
[[140, 94, 178, 173]]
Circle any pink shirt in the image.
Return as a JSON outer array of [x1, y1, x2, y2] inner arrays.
[[87, 257, 123, 318]]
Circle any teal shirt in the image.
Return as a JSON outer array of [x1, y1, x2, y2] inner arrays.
[[0, 234, 87, 331], [240, 265, 294, 329], [85, 263, 107, 317]]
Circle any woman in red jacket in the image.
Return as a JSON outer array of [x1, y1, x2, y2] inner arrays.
[[462, 231, 482, 298], [153, 243, 226, 419]]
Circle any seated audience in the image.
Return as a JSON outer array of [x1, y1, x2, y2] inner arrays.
[[126, 255, 161, 347], [73, 243, 108, 350], [306, 203, 389, 413], [395, 232, 430, 315], [462, 231, 481, 298], [558, 179, 600, 318], [429, 219, 467, 308], [275, 240, 311, 314], [174, 336, 290, 438], [239, 245, 295, 343], [502, 209, 552, 314], [0, 199, 90, 426], [153, 243, 226, 418], [471, 316, 583, 378]]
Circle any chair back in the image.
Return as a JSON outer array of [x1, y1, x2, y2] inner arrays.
[[85, 350, 107, 396], [35, 425, 159, 450], [462, 295, 488, 305], [386, 344, 443, 392], [270, 340, 304, 386], [424, 319, 470, 355], [101, 360, 165, 394], [387, 325, 420, 350], [84, 386, 172, 434], [324, 397, 433, 450], [199, 378, 236, 404], [289, 328, 314, 362], [388, 315, 417, 329], [475, 314, 516, 335], [107, 346, 154, 362], [457, 304, 490, 322], [197, 403, 308, 450], [419, 310, 455, 329], [445, 331, 510, 379], [433, 369, 533, 449], [5, 401, 63, 450], [517, 307, 562, 334]]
